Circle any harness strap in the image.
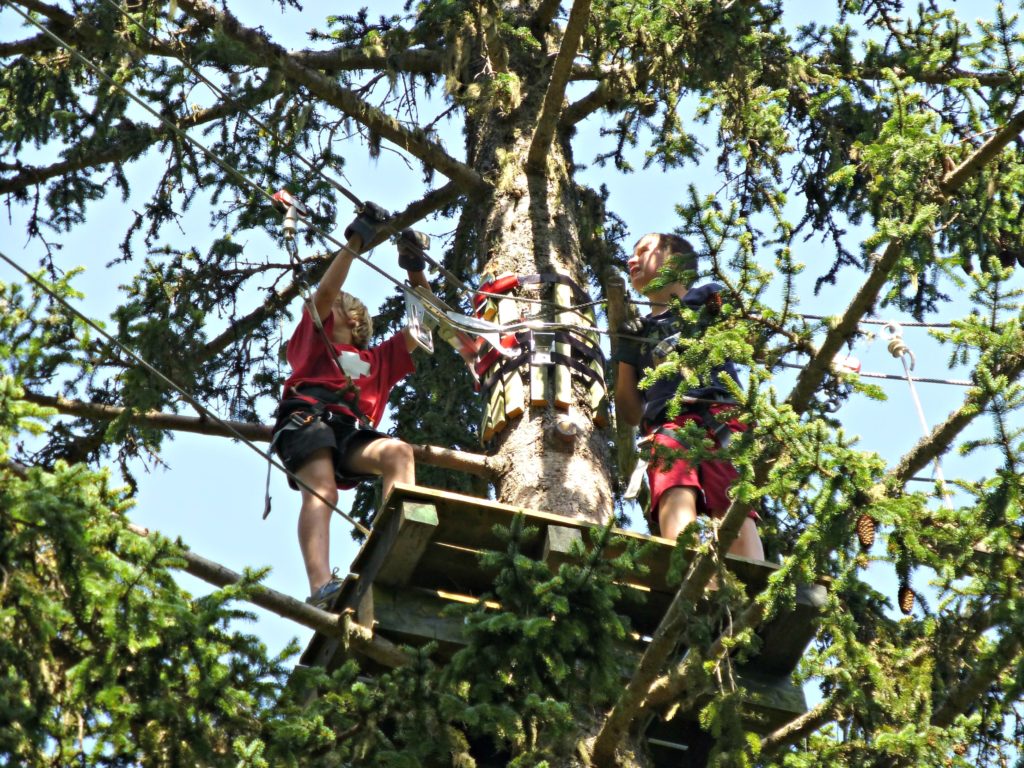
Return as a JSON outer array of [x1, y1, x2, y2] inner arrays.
[[479, 349, 604, 397]]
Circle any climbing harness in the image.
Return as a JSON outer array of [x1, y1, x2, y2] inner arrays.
[[622, 395, 739, 502], [882, 322, 954, 509]]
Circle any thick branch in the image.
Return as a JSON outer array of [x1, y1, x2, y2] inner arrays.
[[562, 81, 615, 127], [177, 0, 486, 195], [127, 522, 410, 668], [759, 695, 841, 757], [0, 32, 53, 57], [526, 0, 592, 171], [294, 47, 443, 75], [20, 388, 498, 480], [0, 77, 283, 196], [785, 107, 1024, 415], [529, 0, 563, 38], [198, 181, 462, 362]]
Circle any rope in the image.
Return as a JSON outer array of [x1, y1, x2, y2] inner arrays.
[[0, 246, 369, 536], [881, 322, 953, 509]]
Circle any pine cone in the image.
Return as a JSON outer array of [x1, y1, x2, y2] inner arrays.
[[898, 583, 915, 615], [705, 291, 723, 316], [855, 514, 876, 551], [952, 744, 967, 756]]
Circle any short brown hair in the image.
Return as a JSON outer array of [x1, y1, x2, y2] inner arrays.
[[335, 291, 373, 349], [656, 233, 696, 272]]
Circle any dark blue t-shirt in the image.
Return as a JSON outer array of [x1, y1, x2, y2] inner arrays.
[[617, 283, 740, 426]]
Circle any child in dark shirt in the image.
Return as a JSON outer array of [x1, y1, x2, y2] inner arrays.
[[614, 233, 763, 559]]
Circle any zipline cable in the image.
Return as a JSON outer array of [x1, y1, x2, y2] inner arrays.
[[0, 246, 370, 537], [775, 361, 972, 387]]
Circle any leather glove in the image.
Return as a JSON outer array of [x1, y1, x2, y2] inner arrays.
[[397, 228, 430, 272], [612, 317, 645, 367], [343, 201, 390, 248]]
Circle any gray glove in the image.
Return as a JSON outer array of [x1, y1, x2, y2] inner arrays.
[[344, 201, 390, 248], [397, 228, 430, 272]]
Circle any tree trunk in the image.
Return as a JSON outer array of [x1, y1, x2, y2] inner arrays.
[[462, 79, 613, 524]]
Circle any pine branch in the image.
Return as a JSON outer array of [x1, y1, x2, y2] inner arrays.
[[887, 348, 1024, 485], [526, 0, 592, 171], [197, 181, 461, 361], [785, 107, 1024, 415], [591, 475, 757, 764], [20, 387, 498, 480], [842, 65, 1016, 88], [932, 634, 1023, 727], [126, 522, 411, 668], [0, 77, 284, 196], [176, 0, 487, 195]]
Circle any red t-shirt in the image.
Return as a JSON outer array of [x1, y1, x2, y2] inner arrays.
[[282, 307, 414, 428]]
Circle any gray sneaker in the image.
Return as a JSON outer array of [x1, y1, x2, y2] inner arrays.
[[306, 573, 344, 610]]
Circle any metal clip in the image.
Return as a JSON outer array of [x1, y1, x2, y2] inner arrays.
[[532, 331, 554, 366], [404, 292, 434, 354]]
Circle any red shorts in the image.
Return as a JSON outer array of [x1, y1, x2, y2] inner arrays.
[[645, 404, 755, 526]]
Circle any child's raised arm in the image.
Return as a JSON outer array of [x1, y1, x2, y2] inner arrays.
[[311, 203, 389, 321]]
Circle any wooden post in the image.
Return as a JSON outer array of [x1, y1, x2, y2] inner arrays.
[[497, 298, 526, 420]]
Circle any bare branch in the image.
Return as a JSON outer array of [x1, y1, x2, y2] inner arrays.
[[785, 107, 1024, 415], [127, 522, 411, 668], [530, 0, 563, 38], [562, 81, 615, 127], [198, 181, 462, 361], [177, 0, 487, 195], [526, 0, 592, 171], [20, 387, 498, 480]]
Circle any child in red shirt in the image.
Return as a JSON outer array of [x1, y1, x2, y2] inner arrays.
[[272, 207, 432, 608]]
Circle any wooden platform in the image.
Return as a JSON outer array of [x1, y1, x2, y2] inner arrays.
[[299, 483, 826, 747]]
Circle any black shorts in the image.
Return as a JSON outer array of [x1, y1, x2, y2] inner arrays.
[[272, 404, 388, 491]]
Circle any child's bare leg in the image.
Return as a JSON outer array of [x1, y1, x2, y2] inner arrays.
[[295, 448, 339, 593], [731, 517, 765, 560], [344, 437, 415, 498], [658, 486, 699, 540]]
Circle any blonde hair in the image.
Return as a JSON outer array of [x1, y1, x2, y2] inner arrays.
[[336, 291, 373, 349]]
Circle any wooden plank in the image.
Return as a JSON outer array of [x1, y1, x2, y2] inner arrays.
[[497, 298, 525, 419], [374, 500, 439, 587], [553, 271, 573, 409], [377, 485, 808, 599], [530, 353, 548, 407], [646, 665, 807, 739]]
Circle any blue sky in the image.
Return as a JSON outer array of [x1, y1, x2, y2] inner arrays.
[[0, 0, 1008, 667]]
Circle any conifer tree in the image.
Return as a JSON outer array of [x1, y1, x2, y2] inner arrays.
[[3, 1, 1024, 766]]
